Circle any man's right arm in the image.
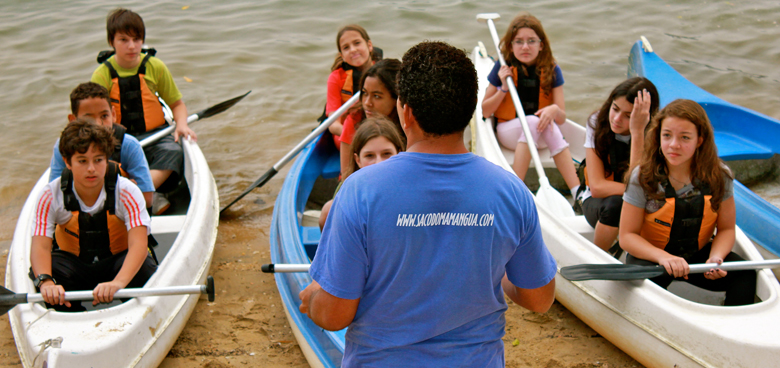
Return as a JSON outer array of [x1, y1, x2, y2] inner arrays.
[[502, 275, 555, 313]]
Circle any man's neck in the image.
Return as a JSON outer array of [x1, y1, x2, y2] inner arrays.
[[405, 132, 469, 154]]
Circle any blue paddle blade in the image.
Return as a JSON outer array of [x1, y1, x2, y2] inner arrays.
[[560, 263, 666, 281]]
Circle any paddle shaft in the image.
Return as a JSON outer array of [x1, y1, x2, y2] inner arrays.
[[1, 275, 215, 313], [261, 264, 310, 273], [481, 16, 546, 180], [25, 285, 206, 304], [220, 92, 361, 213], [141, 91, 251, 147], [561, 259, 780, 281]]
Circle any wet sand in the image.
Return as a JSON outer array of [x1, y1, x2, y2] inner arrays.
[[0, 201, 640, 367]]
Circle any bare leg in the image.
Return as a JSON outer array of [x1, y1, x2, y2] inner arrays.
[[551, 148, 580, 190], [593, 222, 619, 251], [151, 169, 173, 189], [319, 200, 334, 230], [512, 142, 532, 180]]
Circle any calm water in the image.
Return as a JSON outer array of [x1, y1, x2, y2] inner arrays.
[[1, 0, 778, 249]]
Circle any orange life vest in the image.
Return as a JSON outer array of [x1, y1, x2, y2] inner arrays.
[[640, 181, 718, 259], [54, 163, 129, 262], [104, 54, 166, 135], [340, 68, 356, 105], [494, 66, 553, 123]]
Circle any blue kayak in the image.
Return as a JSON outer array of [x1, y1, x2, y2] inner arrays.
[[269, 133, 345, 367], [628, 38, 780, 257]]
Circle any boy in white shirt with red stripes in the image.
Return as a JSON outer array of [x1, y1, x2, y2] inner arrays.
[[30, 118, 156, 312]]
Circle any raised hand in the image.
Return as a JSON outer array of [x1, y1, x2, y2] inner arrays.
[[629, 89, 652, 134]]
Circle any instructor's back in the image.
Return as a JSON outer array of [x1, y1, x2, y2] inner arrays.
[[299, 41, 557, 367]]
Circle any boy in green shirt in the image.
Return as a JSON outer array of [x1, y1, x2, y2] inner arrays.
[[91, 8, 196, 214]]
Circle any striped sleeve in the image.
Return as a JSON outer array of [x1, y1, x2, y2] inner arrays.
[[117, 178, 150, 232], [32, 188, 54, 238]]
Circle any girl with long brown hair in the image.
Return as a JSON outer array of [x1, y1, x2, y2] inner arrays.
[[578, 77, 658, 252], [480, 12, 578, 195], [319, 117, 405, 229], [619, 99, 755, 306]]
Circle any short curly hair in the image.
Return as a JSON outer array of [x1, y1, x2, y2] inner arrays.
[[70, 82, 111, 116], [59, 118, 116, 164], [397, 41, 477, 136]]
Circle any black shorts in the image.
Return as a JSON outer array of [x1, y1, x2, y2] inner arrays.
[[582, 194, 623, 228], [136, 127, 184, 192], [31, 249, 157, 312], [626, 244, 756, 306]]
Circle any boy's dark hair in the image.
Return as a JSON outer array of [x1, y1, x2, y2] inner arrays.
[[59, 119, 116, 163], [397, 41, 477, 136], [107, 8, 145, 46], [70, 82, 111, 116]]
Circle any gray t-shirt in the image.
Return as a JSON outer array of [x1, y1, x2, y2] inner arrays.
[[623, 166, 733, 213]]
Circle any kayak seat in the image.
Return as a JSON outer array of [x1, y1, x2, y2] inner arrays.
[[559, 215, 595, 239], [301, 226, 321, 260], [321, 154, 341, 179]]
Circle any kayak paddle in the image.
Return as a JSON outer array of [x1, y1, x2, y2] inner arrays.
[[0, 276, 215, 316], [261, 263, 310, 273], [220, 92, 361, 214], [476, 13, 575, 218], [141, 91, 252, 147], [560, 259, 780, 281]]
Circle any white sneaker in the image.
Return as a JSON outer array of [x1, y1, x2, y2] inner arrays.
[[152, 193, 170, 215]]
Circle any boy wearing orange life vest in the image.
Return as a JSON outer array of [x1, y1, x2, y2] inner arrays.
[[91, 8, 196, 215], [30, 119, 157, 312]]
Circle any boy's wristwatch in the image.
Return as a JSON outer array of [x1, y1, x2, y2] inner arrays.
[[34, 274, 56, 288]]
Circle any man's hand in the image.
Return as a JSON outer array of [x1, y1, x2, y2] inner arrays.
[[299, 280, 322, 315]]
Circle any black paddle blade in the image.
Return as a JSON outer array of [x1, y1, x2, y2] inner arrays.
[[193, 91, 251, 121], [560, 263, 666, 281], [0, 285, 27, 316], [206, 276, 215, 302], [220, 168, 278, 214]]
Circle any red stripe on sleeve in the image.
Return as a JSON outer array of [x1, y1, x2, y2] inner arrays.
[[35, 190, 53, 236], [121, 189, 142, 228]]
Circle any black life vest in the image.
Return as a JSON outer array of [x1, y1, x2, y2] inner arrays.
[[640, 180, 718, 259], [110, 123, 126, 164], [578, 134, 632, 188], [103, 54, 167, 135]]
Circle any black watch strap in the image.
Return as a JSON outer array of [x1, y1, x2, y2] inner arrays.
[[34, 274, 55, 288]]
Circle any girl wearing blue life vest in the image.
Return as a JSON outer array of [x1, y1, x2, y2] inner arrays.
[[480, 12, 579, 195], [619, 99, 755, 306], [325, 24, 381, 149]]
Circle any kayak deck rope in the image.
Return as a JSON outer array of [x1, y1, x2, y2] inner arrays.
[[32, 336, 62, 367]]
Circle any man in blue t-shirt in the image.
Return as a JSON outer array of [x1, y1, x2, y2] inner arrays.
[[300, 41, 557, 367]]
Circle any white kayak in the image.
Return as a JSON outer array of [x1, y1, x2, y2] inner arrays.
[[470, 45, 780, 368], [5, 138, 218, 368]]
